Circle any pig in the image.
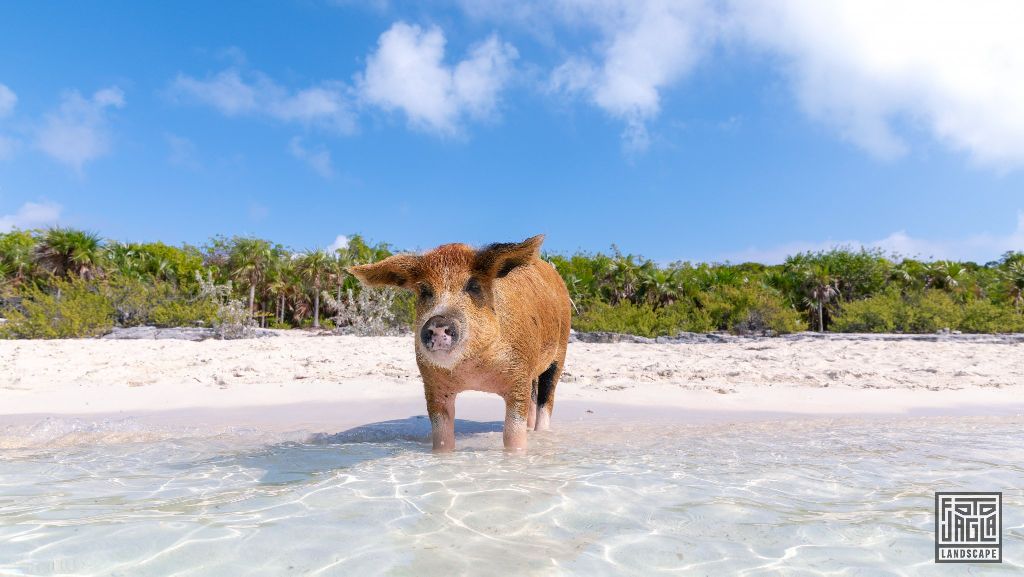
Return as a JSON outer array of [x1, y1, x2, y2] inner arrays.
[[347, 235, 571, 452]]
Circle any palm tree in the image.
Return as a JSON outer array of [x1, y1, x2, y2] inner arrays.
[[562, 272, 588, 304], [925, 260, 968, 291], [923, 260, 971, 304], [297, 249, 331, 328], [640, 268, 680, 307], [229, 238, 272, 316], [762, 268, 801, 307], [34, 228, 104, 280], [890, 262, 915, 288], [601, 251, 643, 304], [802, 264, 840, 332], [281, 260, 312, 326], [345, 234, 393, 266], [329, 251, 351, 306], [264, 253, 289, 325], [104, 242, 142, 279], [287, 283, 312, 325], [0, 230, 37, 286], [1005, 261, 1024, 314], [150, 257, 176, 284], [0, 260, 13, 293]]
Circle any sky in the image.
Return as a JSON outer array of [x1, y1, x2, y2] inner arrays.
[[1, 0, 1023, 264]]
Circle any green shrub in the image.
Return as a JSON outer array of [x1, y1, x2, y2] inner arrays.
[[101, 275, 175, 327], [833, 289, 1006, 333], [573, 284, 801, 337], [191, 273, 254, 339], [662, 300, 716, 333], [574, 298, 730, 337], [959, 301, 1024, 333], [99, 275, 223, 329], [903, 290, 962, 333], [784, 248, 891, 301], [831, 291, 901, 333], [323, 287, 408, 336], [573, 301, 662, 336], [151, 299, 218, 327], [733, 295, 804, 335], [390, 290, 417, 329], [698, 284, 804, 335], [1, 279, 114, 338]]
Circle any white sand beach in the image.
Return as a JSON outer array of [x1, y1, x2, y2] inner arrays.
[[2, 332, 1022, 439]]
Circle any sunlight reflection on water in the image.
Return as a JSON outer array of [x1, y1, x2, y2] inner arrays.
[[1, 415, 1022, 576]]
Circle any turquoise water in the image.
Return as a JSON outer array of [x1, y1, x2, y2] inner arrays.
[[1, 415, 1022, 576]]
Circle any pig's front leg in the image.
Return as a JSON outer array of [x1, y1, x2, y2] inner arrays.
[[426, 389, 456, 453], [502, 394, 529, 452]]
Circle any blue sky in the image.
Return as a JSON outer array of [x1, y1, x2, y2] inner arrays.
[[1, 1, 1022, 263]]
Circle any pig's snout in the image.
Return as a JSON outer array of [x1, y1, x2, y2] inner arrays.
[[420, 315, 460, 352]]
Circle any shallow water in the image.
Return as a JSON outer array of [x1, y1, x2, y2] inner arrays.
[[1, 415, 1022, 576]]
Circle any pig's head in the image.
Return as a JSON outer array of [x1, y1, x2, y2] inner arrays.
[[347, 235, 544, 369]]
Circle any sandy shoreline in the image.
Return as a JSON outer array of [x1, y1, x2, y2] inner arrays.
[[2, 332, 1023, 440]]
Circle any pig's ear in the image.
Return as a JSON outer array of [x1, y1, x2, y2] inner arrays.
[[473, 235, 544, 279], [347, 255, 421, 288]]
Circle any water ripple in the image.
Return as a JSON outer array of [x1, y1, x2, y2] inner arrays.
[[0, 416, 1021, 576]]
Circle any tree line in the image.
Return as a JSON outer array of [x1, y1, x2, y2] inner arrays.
[[1, 227, 1023, 337]]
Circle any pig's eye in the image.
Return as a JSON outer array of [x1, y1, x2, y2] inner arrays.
[[464, 277, 483, 297], [418, 284, 434, 300]]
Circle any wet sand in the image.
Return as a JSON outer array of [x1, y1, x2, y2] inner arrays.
[[2, 332, 1021, 443]]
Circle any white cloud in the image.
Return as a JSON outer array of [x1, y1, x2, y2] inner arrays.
[[288, 136, 334, 178], [464, 1, 1024, 167], [548, 0, 714, 152], [34, 87, 124, 173], [456, 0, 549, 31], [173, 70, 255, 115], [474, 1, 716, 151], [720, 211, 1024, 264], [358, 22, 518, 135], [728, 1, 1024, 168], [0, 201, 62, 231], [0, 83, 16, 117], [92, 87, 125, 108], [171, 69, 355, 133], [328, 234, 350, 253]]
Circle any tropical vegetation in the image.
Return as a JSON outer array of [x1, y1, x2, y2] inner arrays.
[[1, 227, 1023, 338]]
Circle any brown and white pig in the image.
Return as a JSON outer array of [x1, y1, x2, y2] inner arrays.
[[347, 235, 571, 452]]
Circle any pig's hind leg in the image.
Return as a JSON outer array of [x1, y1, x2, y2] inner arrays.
[[527, 378, 538, 430], [534, 361, 561, 431]]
